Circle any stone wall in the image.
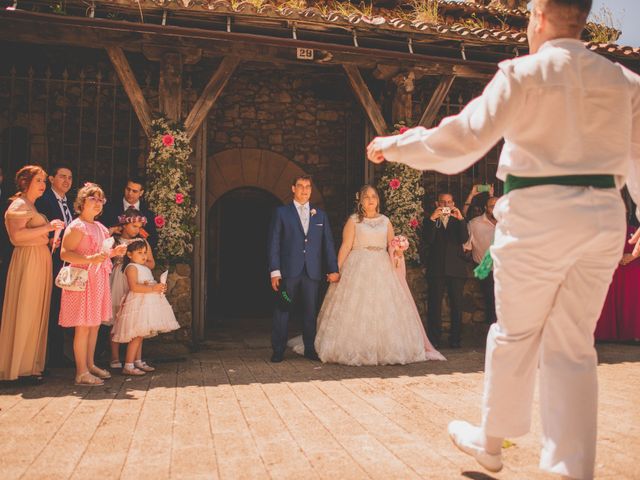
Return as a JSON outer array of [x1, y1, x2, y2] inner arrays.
[[205, 63, 366, 231]]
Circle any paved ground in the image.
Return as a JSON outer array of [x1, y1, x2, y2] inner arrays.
[[0, 334, 638, 479]]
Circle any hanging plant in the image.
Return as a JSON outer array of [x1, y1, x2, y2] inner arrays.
[[377, 121, 425, 264], [145, 116, 197, 263]]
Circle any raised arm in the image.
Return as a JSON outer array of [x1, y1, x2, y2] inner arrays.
[[337, 217, 356, 270], [369, 67, 523, 173], [624, 67, 640, 256]]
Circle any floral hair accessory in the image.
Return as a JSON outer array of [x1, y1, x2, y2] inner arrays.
[[117, 213, 148, 226]]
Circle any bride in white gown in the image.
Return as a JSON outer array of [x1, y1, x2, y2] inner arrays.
[[289, 185, 445, 365]]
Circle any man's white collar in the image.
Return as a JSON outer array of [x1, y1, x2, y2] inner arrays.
[[539, 38, 584, 53], [52, 188, 66, 202]]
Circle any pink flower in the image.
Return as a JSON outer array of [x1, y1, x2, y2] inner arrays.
[[175, 193, 184, 204], [389, 178, 401, 190], [409, 218, 419, 229], [162, 134, 174, 147], [399, 126, 409, 134], [391, 235, 410, 251], [154, 215, 166, 229]]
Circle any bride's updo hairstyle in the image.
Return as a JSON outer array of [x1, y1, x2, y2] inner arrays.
[[354, 184, 380, 222]]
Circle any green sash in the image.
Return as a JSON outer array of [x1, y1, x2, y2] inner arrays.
[[473, 174, 616, 280]]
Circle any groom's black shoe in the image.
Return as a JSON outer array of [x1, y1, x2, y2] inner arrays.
[[271, 352, 284, 363], [304, 350, 320, 362]]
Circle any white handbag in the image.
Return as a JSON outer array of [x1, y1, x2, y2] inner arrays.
[[55, 264, 88, 291]]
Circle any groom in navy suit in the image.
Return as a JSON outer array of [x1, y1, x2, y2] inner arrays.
[[268, 175, 339, 362], [35, 164, 75, 368]]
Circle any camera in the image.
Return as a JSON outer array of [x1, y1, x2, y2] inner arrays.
[[441, 207, 452, 215], [477, 184, 491, 193]]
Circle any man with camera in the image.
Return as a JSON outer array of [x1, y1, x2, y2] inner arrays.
[[424, 193, 469, 349]]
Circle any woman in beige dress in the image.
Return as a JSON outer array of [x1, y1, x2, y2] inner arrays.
[[0, 165, 65, 381]]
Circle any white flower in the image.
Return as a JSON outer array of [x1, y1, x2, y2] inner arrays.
[[310, 208, 317, 216]]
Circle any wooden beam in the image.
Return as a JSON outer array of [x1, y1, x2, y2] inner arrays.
[[184, 56, 240, 140], [419, 75, 456, 128], [159, 51, 183, 121], [106, 46, 153, 138], [342, 64, 387, 137]]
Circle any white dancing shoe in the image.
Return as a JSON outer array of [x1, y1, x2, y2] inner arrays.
[[448, 420, 503, 473]]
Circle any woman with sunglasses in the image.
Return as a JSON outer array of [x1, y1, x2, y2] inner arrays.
[[59, 183, 126, 386]]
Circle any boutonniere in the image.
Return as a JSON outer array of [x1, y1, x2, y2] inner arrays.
[[310, 208, 317, 217]]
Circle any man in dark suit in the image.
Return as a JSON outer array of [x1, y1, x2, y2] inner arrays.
[[102, 176, 158, 248], [34, 164, 75, 367], [267, 175, 339, 362], [0, 166, 13, 319], [424, 192, 469, 349]]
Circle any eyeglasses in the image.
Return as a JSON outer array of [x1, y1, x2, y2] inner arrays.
[[87, 196, 107, 205]]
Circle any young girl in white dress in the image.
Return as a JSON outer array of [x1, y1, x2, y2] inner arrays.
[[111, 239, 180, 375], [292, 184, 445, 365], [108, 208, 156, 371]]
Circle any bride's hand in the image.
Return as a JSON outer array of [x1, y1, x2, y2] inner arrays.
[[327, 272, 340, 283]]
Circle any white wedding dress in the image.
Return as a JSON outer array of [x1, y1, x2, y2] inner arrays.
[[288, 214, 445, 365]]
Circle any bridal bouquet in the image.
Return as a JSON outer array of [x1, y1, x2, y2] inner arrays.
[[390, 235, 409, 267]]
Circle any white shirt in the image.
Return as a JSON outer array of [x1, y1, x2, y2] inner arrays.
[[464, 214, 496, 264], [52, 189, 73, 225], [270, 201, 311, 279], [123, 199, 140, 211], [376, 38, 640, 219]]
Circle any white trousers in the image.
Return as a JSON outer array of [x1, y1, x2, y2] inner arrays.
[[482, 184, 625, 480]]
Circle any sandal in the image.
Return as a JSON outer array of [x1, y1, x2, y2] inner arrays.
[[122, 366, 146, 376], [110, 360, 123, 369], [89, 366, 112, 379], [75, 372, 104, 386], [134, 361, 155, 372]]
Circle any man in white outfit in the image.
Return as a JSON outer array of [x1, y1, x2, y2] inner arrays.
[[367, 0, 640, 478]]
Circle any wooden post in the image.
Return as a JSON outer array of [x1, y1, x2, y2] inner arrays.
[[192, 118, 207, 343], [106, 46, 153, 138], [343, 64, 387, 137], [419, 75, 456, 127], [184, 56, 240, 140], [159, 51, 183, 121], [392, 71, 415, 123]]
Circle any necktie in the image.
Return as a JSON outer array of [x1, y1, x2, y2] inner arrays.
[[299, 205, 309, 235], [60, 199, 72, 225]]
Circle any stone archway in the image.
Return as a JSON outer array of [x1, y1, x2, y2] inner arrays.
[[207, 148, 324, 210], [206, 149, 324, 324]]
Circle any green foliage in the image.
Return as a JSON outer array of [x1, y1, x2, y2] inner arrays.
[[409, 0, 439, 24], [145, 116, 198, 264], [377, 122, 425, 264], [586, 6, 621, 44]]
